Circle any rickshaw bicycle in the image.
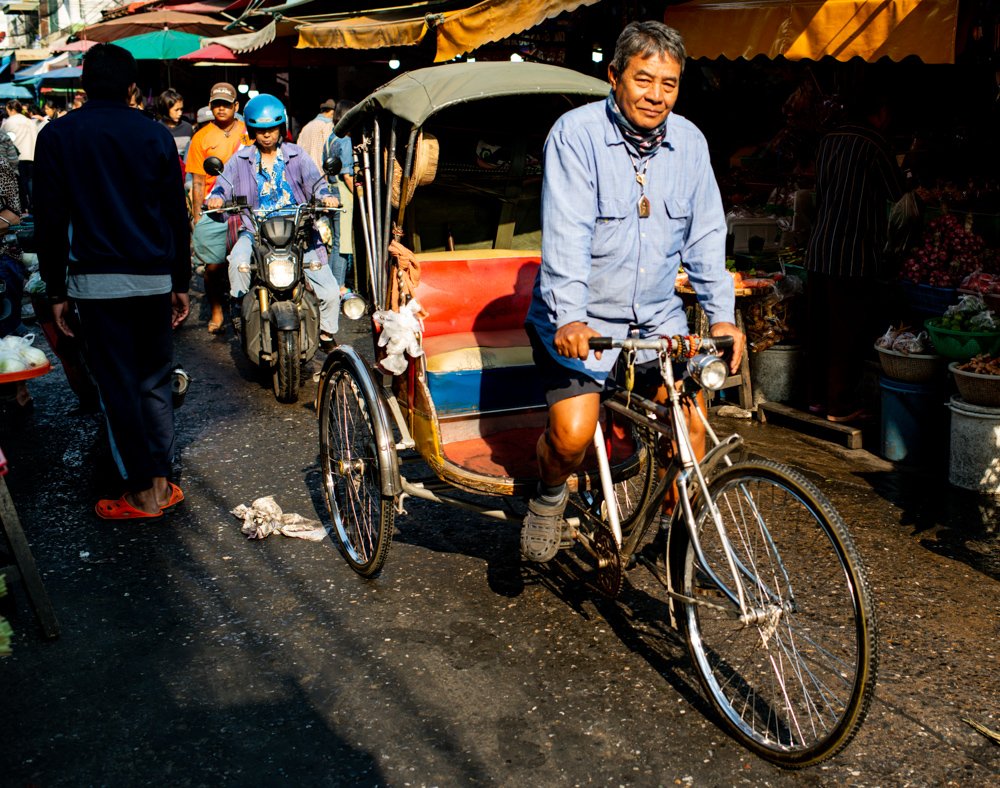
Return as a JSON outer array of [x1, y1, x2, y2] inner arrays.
[[314, 62, 878, 767]]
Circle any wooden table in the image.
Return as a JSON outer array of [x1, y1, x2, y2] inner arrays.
[[0, 363, 61, 639]]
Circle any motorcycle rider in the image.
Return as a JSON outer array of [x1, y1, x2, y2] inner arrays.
[[205, 94, 341, 347]]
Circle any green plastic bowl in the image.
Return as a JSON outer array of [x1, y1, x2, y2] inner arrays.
[[924, 318, 1000, 361]]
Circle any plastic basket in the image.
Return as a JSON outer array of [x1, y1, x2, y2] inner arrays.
[[925, 318, 1000, 361], [874, 345, 944, 383], [901, 281, 958, 316], [948, 362, 1000, 407]]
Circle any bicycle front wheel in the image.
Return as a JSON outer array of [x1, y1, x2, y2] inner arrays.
[[680, 459, 878, 767]]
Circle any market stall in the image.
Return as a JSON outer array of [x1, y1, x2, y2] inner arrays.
[[663, 1, 1000, 486]]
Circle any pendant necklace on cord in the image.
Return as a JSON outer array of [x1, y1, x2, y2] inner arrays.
[[630, 153, 651, 218]]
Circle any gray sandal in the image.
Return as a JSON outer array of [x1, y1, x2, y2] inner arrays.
[[520, 488, 568, 563]]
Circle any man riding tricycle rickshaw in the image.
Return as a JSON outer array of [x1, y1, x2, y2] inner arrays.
[[315, 21, 878, 768]]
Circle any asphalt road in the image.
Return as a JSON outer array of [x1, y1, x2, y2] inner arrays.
[[2, 289, 999, 786]]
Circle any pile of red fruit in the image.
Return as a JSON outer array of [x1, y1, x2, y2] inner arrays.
[[900, 214, 991, 287]]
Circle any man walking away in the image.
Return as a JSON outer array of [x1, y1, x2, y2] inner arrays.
[[35, 43, 191, 520]]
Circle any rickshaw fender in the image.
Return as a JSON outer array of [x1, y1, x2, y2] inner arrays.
[[318, 345, 401, 498], [268, 300, 300, 331]]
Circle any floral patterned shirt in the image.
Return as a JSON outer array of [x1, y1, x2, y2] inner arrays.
[[254, 147, 295, 214], [0, 160, 21, 262]]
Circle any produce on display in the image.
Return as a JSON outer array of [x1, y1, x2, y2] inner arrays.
[[0, 334, 49, 374], [876, 324, 931, 354], [900, 214, 996, 287], [959, 271, 1000, 295], [744, 275, 803, 351], [957, 354, 1000, 376], [935, 295, 997, 332]]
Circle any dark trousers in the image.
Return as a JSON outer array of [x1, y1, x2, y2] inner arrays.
[[76, 294, 174, 491], [17, 160, 32, 213], [805, 271, 877, 416]]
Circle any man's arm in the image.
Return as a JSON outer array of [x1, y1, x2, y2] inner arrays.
[[185, 129, 207, 221], [539, 124, 599, 358], [162, 144, 191, 295], [33, 127, 71, 303], [190, 173, 206, 221]]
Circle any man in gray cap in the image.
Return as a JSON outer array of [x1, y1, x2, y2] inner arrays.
[[296, 98, 337, 171], [185, 82, 247, 333]]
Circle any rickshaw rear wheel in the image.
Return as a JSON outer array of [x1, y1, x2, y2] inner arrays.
[[319, 364, 395, 577]]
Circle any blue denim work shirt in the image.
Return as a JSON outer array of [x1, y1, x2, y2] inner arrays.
[[525, 98, 734, 379]]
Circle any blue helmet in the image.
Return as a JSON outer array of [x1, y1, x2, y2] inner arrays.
[[244, 93, 286, 130]]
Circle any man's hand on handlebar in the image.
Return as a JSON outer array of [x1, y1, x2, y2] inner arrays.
[[710, 321, 746, 374], [205, 197, 224, 210], [320, 196, 340, 209], [555, 321, 603, 360]]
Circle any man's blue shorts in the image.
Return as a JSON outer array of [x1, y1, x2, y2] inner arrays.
[[526, 324, 672, 407]]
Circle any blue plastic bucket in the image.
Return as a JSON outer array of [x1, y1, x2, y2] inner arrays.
[[879, 377, 946, 464]]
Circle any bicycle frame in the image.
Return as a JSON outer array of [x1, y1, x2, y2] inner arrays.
[[589, 337, 763, 624]]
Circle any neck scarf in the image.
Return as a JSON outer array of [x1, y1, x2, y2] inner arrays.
[[607, 92, 666, 158]]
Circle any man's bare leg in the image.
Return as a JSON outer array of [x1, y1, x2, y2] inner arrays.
[[522, 393, 600, 562]]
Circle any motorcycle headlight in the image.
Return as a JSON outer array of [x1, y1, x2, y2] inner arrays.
[[687, 354, 728, 391], [265, 254, 297, 290], [340, 291, 367, 320]]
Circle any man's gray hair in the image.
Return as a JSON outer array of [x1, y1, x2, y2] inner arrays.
[[610, 21, 687, 76]]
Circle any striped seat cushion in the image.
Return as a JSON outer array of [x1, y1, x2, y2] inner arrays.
[[423, 329, 543, 415]]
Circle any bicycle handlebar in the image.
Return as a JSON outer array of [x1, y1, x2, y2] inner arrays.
[[589, 334, 734, 357]]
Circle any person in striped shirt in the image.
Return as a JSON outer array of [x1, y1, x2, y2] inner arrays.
[[805, 87, 905, 423]]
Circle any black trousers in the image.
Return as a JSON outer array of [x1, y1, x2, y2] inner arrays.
[[17, 160, 32, 213], [805, 271, 879, 416], [76, 294, 174, 492]]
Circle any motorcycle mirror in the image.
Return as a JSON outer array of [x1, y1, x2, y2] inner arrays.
[[323, 156, 343, 177], [204, 157, 225, 177]]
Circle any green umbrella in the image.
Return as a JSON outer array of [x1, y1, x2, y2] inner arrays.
[[113, 30, 204, 60]]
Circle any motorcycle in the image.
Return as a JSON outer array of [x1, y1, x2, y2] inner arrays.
[[203, 156, 345, 403]]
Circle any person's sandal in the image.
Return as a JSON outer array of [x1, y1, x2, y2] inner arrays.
[[520, 488, 568, 563]]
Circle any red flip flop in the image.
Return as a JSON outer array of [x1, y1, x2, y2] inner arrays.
[[95, 496, 164, 521], [161, 483, 185, 511]]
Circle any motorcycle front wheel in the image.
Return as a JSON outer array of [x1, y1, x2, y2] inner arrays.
[[273, 328, 301, 403]]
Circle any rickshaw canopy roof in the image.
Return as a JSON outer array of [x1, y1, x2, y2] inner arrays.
[[336, 61, 610, 134]]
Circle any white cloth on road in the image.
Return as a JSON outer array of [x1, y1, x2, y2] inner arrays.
[[231, 496, 327, 541]]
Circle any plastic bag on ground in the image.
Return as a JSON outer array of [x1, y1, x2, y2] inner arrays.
[[231, 496, 327, 541]]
